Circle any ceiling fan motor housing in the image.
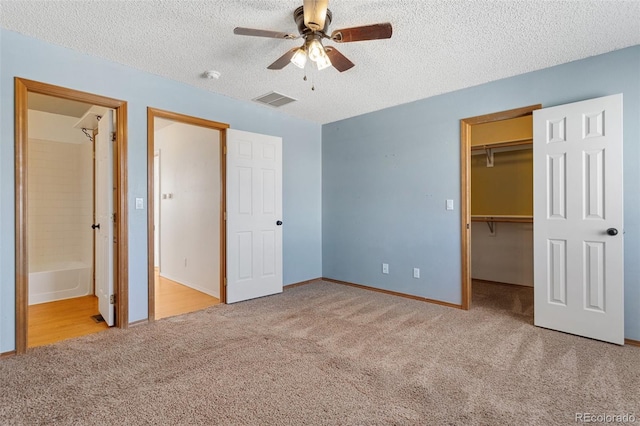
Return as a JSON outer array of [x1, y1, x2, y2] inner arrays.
[[294, 6, 332, 36]]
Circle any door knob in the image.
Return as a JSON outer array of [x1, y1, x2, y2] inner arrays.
[[276, 220, 283, 226], [92, 223, 101, 230], [606, 228, 618, 236]]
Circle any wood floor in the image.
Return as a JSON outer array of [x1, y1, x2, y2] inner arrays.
[[28, 296, 109, 348], [155, 272, 220, 320], [28, 275, 220, 347]]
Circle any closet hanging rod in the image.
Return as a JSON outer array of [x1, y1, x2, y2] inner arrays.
[[471, 215, 533, 223]]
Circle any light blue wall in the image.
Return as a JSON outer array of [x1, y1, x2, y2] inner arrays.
[[0, 29, 323, 352], [322, 46, 640, 340], [2, 30, 638, 351]]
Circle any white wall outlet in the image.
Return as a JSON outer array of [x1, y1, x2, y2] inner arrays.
[[382, 263, 389, 274], [413, 268, 420, 278], [446, 199, 454, 210], [135, 197, 144, 210]]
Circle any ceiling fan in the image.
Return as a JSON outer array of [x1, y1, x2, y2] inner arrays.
[[233, 0, 392, 72]]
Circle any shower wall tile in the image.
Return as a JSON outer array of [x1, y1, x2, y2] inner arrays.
[[28, 138, 93, 269]]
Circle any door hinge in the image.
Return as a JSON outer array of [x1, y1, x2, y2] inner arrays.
[[110, 294, 116, 304], [223, 145, 227, 155], [224, 212, 227, 221], [111, 132, 116, 142], [467, 223, 470, 229], [224, 278, 227, 287], [112, 213, 116, 223]]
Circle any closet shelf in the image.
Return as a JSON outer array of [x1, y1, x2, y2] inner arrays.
[[471, 139, 532, 167], [470, 138, 532, 151], [73, 105, 109, 130], [471, 215, 533, 223]]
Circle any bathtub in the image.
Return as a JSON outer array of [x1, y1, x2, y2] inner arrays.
[[29, 261, 92, 305]]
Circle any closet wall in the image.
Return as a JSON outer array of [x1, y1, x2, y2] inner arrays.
[[470, 115, 533, 286]]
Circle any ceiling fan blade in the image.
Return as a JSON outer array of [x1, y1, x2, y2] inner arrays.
[[234, 27, 297, 40], [267, 48, 299, 70], [324, 46, 355, 72], [303, 0, 329, 31], [331, 23, 393, 43]]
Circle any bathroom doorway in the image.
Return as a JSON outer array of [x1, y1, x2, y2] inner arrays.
[[15, 78, 129, 354], [26, 94, 113, 347]]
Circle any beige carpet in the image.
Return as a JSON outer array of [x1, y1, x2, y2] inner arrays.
[[1, 280, 638, 425]]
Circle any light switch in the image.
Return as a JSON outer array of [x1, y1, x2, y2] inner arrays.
[[135, 198, 144, 210], [446, 199, 454, 210]]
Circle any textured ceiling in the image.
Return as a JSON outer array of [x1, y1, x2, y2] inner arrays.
[[2, 1, 639, 124]]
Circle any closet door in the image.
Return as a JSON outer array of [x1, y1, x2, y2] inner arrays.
[[533, 94, 623, 344]]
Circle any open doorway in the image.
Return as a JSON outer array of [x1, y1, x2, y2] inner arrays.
[[15, 78, 128, 354], [26, 94, 115, 347], [461, 98, 626, 345], [147, 108, 228, 321], [460, 105, 540, 312]]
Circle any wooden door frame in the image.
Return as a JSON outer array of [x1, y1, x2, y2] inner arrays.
[[459, 104, 541, 310], [146, 108, 229, 321], [14, 77, 129, 354]]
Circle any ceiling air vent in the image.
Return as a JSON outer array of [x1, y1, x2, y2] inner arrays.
[[253, 91, 297, 108]]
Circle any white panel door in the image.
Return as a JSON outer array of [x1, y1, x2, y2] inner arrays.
[[95, 110, 115, 326], [226, 129, 283, 303], [533, 94, 623, 344]]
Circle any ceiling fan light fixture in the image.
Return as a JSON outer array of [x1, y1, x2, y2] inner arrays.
[[306, 38, 325, 62], [305, 37, 332, 70], [290, 47, 307, 69], [315, 53, 332, 70]]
